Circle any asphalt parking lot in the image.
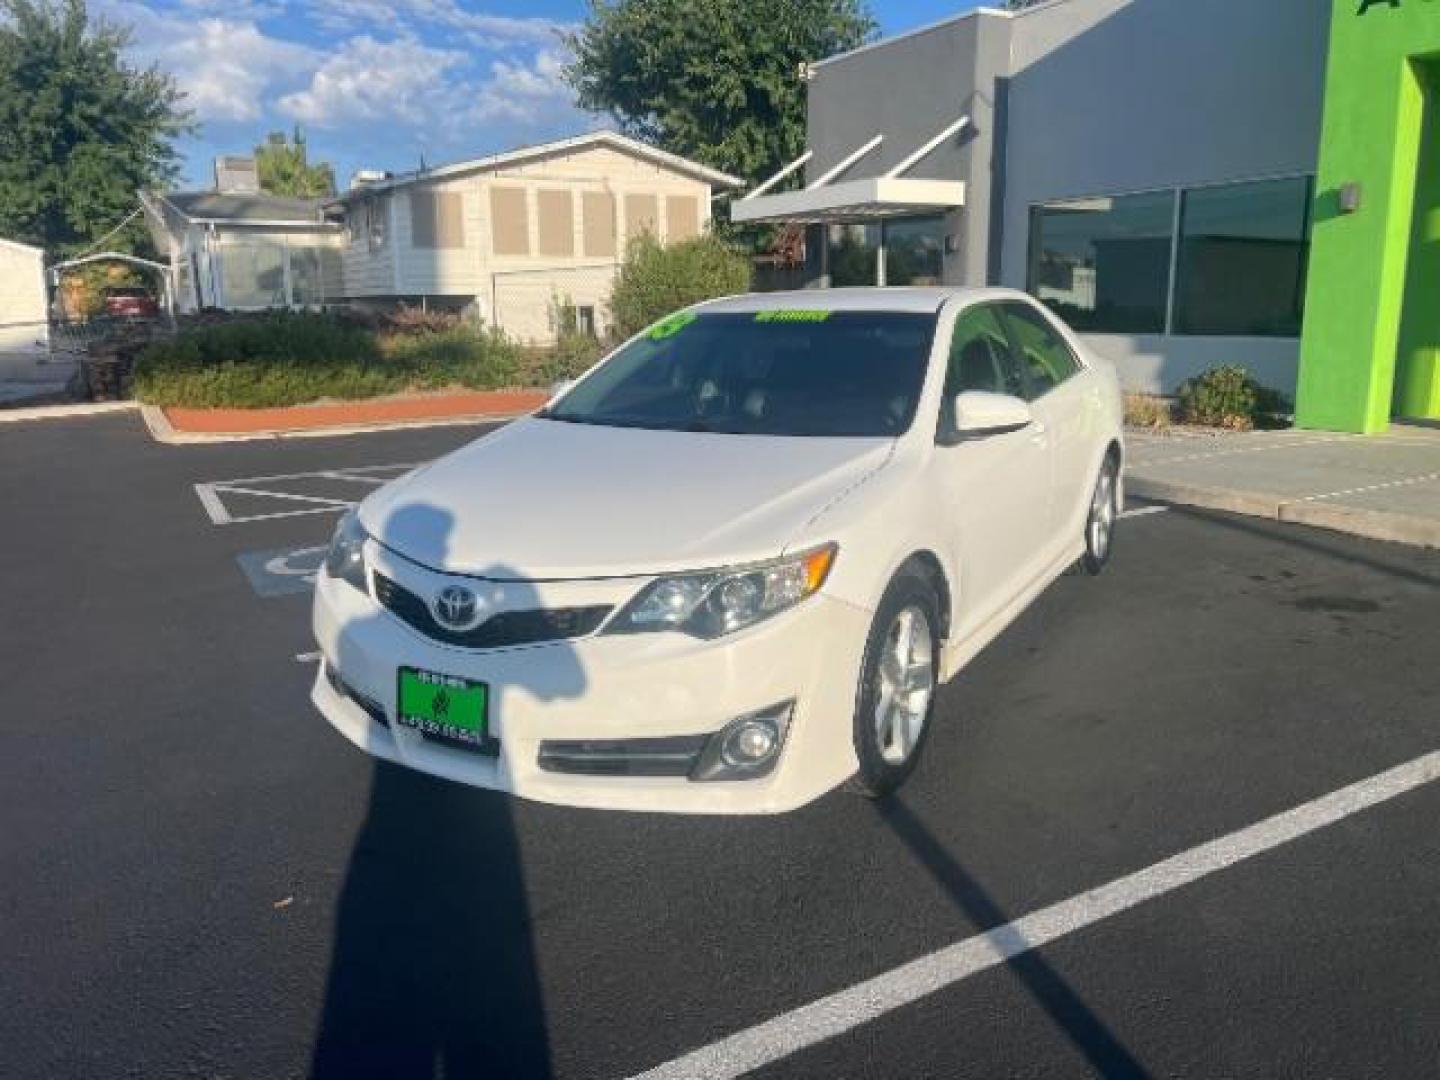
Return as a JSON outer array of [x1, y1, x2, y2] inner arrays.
[[3, 411, 1439, 1080]]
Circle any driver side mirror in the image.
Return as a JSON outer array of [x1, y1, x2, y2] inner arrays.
[[940, 391, 1033, 444]]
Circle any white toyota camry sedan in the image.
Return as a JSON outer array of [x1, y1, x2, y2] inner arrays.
[[311, 288, 1123, 814]]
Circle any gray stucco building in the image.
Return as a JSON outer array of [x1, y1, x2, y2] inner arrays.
[[733, 0, 1330, 397]]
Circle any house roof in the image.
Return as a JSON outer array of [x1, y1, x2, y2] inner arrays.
[[329, 131, 744, 204], [160, 191, 329, 225]]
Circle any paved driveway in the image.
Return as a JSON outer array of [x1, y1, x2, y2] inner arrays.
[[2, 413, 1438, 1079]]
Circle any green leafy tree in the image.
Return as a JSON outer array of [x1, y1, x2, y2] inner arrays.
[[255, 126, 336, 199], [565, 0, 874, 188], [0, 0, 190, 254]]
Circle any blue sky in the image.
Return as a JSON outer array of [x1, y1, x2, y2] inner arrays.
[[97, 0, 984, 190]]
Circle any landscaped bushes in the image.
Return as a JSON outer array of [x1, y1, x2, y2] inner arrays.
[[608, 234, 752, 339], [133, 310, 525, 408], [1175, 365, 1289, 431]]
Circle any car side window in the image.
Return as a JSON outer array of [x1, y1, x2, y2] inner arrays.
[[1001, 302, 1081, 398], [939, 305, 1029, 437], [944, 306, 1026, 398]]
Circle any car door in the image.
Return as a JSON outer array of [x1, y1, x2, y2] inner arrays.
[[1000, 301, 1097, 540], [933, 302, 1054, 638]]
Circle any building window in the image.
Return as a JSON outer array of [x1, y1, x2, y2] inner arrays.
[[576, 304, 597, 338], [666, 195, 700, 242], [624, 193, 659, 240], [1173, 176, 1312, 337], [828, 224, 879, 286], [410, 189, 465, 250], [885, 215, 945, 286], [1028, 191, 1175, 334], [537, 190, 575, 257], [582, 192, 616, 257], [219, 241, 286, 308], [367, 197, 387, 253], [490, 187, 530, 256]]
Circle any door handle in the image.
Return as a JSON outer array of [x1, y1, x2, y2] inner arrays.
[[1029, 421, 1048, 443]]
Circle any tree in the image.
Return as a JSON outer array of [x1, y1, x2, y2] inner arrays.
[[0, 0, 190, 254], [565, 0, 874, 188], [255, 126, 336, 199]]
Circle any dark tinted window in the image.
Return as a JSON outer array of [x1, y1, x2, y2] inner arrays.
[[1173, 176, 1312, 337], [546, 310, 937, 438], [1002, 303, 1081, 398], [1028, 191, 1175, 333]]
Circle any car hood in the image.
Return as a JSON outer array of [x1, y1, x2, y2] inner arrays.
[[360, 417, 894, 580]]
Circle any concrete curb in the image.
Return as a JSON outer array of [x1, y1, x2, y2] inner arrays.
[[0, 401, 138, 424], [139, 403, 529, 444], [1127, 476, 1440, 550]]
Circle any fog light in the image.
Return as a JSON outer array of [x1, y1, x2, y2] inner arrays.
[[726, 720, 777, 765], [691, 701, 794, 782]]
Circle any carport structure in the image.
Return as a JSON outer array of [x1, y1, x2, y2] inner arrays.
[[49, 251, 177, 321]]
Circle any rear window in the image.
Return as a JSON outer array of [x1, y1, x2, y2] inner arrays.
[[544, 310, 938, 438]]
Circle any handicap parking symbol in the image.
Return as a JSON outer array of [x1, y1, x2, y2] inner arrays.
[[236, 545, 327, 598]]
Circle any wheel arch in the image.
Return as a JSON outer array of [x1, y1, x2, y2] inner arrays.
[[894, 549, 952, 641]]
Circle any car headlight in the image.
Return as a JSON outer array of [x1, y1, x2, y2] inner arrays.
[[606, 545, 836, 639], [324, 509, 370, 593]]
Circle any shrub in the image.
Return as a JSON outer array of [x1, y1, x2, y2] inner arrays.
[[1176, 365, 1277, 430], [608, 233, 752, 339], [138, 310, 378, 372], [1124, 393, 1174, 431], [377, 325, 523, 389], [383, 304, 464, 335], [134, 311, 524, 407]]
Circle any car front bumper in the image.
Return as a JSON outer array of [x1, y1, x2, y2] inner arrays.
[[310, 555, 871, 815]]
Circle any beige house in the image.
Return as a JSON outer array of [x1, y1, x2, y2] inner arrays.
[[327, 131, 742, 342]]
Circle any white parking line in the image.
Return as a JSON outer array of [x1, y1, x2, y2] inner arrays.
[[1296, 470, 1440, 504], [193, 482, 232, 526], [195, 462, 420, 525], [1119, 505, 1167, 520], [629, 749, 1440, 1080]]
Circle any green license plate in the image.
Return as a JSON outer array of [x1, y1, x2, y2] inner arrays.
[[396, 668, 494, 752]]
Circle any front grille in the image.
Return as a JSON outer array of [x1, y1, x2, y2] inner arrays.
[[373, 573, 612, 649], [538, 736, 708, 777]]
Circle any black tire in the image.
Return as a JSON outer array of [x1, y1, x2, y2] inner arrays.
[[848, 569, 941, 799], [1081, 453, 1120, 576]]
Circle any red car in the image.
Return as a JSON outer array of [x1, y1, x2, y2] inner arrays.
[[103, 286, 160, 319]]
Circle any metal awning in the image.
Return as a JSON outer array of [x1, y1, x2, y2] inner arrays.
[[730, 176, 966, 225]]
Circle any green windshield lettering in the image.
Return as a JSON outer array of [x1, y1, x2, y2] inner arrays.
[[754, 310, 833, 324], [648, 312, 698, 340]]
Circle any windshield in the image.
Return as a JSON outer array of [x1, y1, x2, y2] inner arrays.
[[543, 310, 937, 437]]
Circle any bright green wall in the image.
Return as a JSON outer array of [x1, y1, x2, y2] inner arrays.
[[1296, 0, 1440, 432]]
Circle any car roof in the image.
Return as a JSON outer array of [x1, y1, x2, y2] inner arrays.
[[697, 286, 1031, 315]]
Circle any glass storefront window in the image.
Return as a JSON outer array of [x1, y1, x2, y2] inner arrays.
[[885, 215, 945, 286], [1173, 176, 1312, 337], [827, 224, 878, 286], [1028, 192, 1175, 333]]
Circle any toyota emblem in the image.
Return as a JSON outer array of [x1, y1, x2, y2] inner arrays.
[[433, 584, 479, 630]]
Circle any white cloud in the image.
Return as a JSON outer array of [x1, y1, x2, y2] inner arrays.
[[96, 0, 594, 183], [99, 2, 318, 123], [278, 35, 469, 128], [175, 0, 286, 20], [485, 49, 570, 102], [306, 0, 568, 47]]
